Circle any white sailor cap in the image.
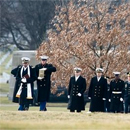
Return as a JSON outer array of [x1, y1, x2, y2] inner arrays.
[[40, 55, 49, 60], [113, 71, 120, 76], [74, 67, 82, 72], [21, 57, 30, 63], [96, 68, 104, 73]]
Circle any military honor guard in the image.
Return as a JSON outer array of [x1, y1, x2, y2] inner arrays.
[[35, 55, 56, 111], [88, 68, 107, 112], [67, 67, 86, 112], [109, 72, 125, 113], [124, 72, 130, 113], [12, 57, 36, 111]]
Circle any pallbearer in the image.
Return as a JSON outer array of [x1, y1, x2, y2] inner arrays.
[[67, 67, 86, 112], [12, 57, 36, 111], [35, 55, 56, 111]]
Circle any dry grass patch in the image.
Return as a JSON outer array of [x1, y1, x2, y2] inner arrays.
[[0, 111, 130, 130]]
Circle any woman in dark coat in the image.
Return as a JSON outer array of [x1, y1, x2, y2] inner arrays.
[[35, 55, 56, 111], [67, 67, 86, 112], [88, 68, 107, 112]]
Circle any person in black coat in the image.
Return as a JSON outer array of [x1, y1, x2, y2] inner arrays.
[[11, 65, 21, 103], [109, 72, 125, 113], [35, 55, 56, 111], [88, 68, 107, 112], [13, 57, 36, 111], [124, 72, 130, 113], [67, 67, 86, 112]]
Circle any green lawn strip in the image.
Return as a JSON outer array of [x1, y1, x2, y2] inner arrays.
[[0, 111, 130, 130]]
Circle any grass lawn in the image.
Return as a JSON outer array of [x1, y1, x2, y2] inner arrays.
[[0, 98, 130, 130], [0, 109, 130, 130], [0, 95, 130, 130]]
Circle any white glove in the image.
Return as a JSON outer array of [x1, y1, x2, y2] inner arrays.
[[109, 99, 111, 102], [21, 78, 27, 83], [120, 98, 123, 102], [43, 68, 47, 70], [102, 98, 106, 100], [88, 97, 91, 99], [77, 93, 81, 97], [68, 95, 70, 99], [38, 77, 43, 80]]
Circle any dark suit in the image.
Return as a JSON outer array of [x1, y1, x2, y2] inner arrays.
[[124, 81, 130, 113], [67, 76, 86, 111], [35, 63, 56, 102], [109, 79, 124, 113], [88, 76, 107, 112]]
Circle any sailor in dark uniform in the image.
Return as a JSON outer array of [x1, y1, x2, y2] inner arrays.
[[88, 68, 107, 112], [35, 55, 56, 111], [12, 57, 36, 111], [109, 72, 125, 113], [124, 72, 130, 113], [67, 67, 86, 112]]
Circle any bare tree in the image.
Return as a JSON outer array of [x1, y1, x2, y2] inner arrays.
[[37, 0, 130, 90], [0, 0, 56, 50]]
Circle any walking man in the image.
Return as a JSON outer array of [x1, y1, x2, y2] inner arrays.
[[67, 67, 86, 112], [88, 68, 107, 112], [109, 72, 125, 113], [35, 55, 56, 111], [12, 57, 36, 111]]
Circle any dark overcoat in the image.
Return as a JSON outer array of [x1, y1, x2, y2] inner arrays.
[[88, 76, 107, 112], [67, 76, 86, 111], [11, 65, 21, 103], [35, 63, 56, 102], [12, 65, 36, 105], [109, 79, 124, 112]]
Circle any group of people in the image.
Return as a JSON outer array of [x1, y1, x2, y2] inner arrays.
[[68, 67, 130, 113], [11, 55, 56, 111], [11, 56, 130, 113]]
